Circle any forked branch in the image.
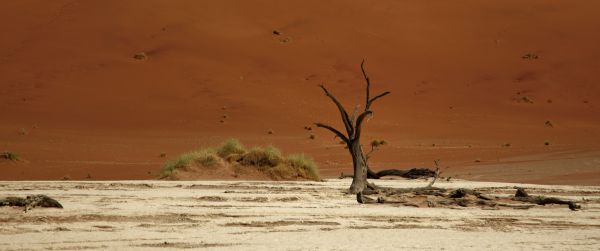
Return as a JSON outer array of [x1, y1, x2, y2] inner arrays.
[[314, 123, 349, 144], [318, 84, 354, 136]]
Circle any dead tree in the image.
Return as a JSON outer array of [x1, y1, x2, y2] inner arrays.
[[315, 60, 390, 194], [318, 61, 434, 190], [314, 61, 582, 211]]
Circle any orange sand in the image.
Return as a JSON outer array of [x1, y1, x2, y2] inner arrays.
[[1, 1, 599, 185]]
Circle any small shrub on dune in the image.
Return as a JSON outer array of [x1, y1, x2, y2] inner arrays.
[[267, 164, 295, 180], [217, 139, 246, 157], [160, 149, 218, 179], [240, 146, 282, 167], [1, 151, 19, 161], [160, 140, 321, 181], [160, 153, 195, 179], [286, 154, 320, 181], [194, 148, 219, 167]]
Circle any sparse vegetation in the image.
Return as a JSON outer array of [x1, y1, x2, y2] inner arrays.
[[240, 146, 282, 167], [160, 140, 320, 181], [286, 154, 320, 181], [160, 149, 218, 178], [216, 139, 246, 157], [518, 96, 534, 104], [522, 53, 539, 60], [1, 151, 19, 161], [370, 139, 387, 148], [133, 52, 147, 60]]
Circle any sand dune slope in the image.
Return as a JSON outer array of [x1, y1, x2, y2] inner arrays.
[[1, 1, 600, 182]]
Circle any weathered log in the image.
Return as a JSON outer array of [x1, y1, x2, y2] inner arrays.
[[368, 168, 436, 179], [449, 188, 494, 200], [365, 186, 581, 211], [0, 195, 63, 212], [512, 187, 580, 211], [340, 168, 436, 180]]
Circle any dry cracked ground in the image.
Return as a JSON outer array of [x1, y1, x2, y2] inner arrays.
[[1, 179, 599, 250]]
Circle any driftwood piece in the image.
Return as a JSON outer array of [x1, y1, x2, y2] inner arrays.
[[369, 168, 436, 179], [512, 187, 580, 211], [340, 168, 436, 180], [358, 185, 580, 211], [0, 195, 63, 212]]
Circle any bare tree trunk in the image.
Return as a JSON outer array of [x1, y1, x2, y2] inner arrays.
[[349, 140, 367, 193]]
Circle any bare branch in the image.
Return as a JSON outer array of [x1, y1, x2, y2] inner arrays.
[[318, 84, 354, 136], [366, 91, 391, 110], [361, 59, 371, 107], [426, 159, 441, 188], [315, 123, 349, 144], [365, 144, 376, 161], [353, 110, 372, 139], [349, 105, 360, 126]]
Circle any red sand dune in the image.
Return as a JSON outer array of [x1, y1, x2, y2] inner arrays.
[[1, 0, 599, 184]]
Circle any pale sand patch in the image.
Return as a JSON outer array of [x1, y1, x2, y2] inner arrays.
[[1, 179, 599, 250]]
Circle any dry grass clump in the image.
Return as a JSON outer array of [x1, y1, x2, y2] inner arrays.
[[216, 139, 246, 157], [160, 140, 320, 181], [1, 151, 19, 161], [239, 146, 282, 167], [285, 154, 320, 181], [160, 149, 218, 179]]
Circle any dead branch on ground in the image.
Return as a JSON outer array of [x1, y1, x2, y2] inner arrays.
[[0, 195, 63, 212]]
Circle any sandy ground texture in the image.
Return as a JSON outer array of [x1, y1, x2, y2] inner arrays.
[[1, 179, 599, 250], [1, 1, 600, 183]]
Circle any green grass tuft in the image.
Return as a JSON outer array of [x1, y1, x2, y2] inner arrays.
[[216, 138, 246, 157]]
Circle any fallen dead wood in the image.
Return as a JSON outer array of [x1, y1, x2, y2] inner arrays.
[[0, 195, 63, 212], [358, 185, 581, 211], [513, 187, 581, 211], [339, 168, 436, 180]]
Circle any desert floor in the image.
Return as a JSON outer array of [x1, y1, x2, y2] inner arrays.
[[1, 179, 599, 250]]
